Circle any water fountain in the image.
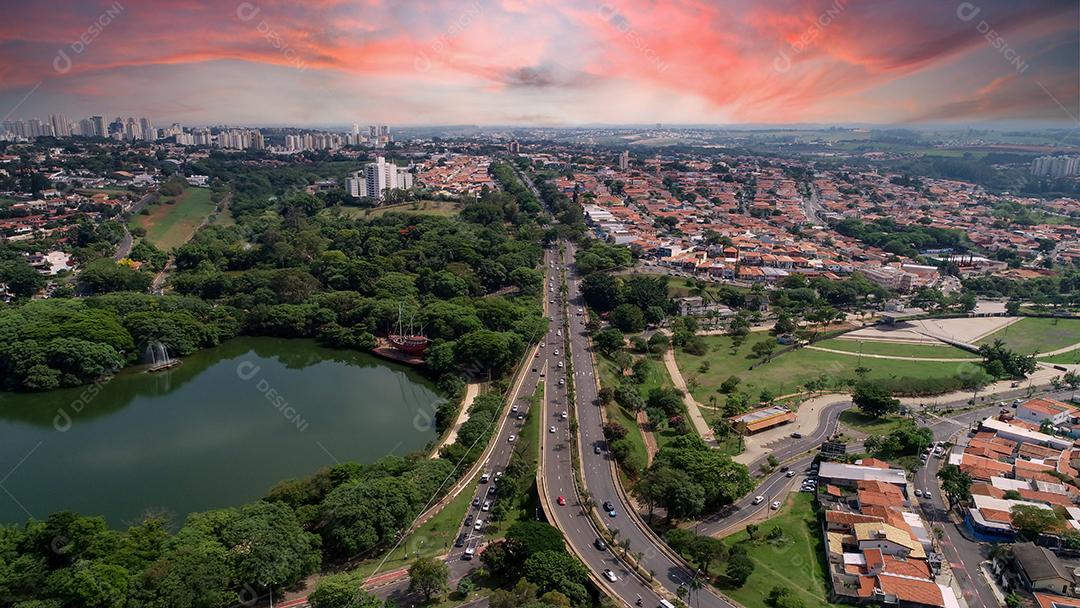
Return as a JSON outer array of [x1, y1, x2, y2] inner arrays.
[[145, 341, 181, 372]]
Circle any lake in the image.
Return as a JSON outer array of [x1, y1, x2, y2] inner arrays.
[[0, 337, 444, 527]]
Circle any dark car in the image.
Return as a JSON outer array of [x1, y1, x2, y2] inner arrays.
[[488, 485, 497, 495], [455, 534, 466, 547], [594, 537, 608, 551], [464, 515, 473, 526], [790, 432, 803, 439], [602, 501, 614, 512]]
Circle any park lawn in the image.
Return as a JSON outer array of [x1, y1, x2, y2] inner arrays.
[[720, 493, 839, 608], [336, 200, 462, 219], [838, 410, 913, 436], [136, 187, 215, 250], [815, 338, 975, 359], [597, 354, 650, 467], [977, 317, 1080, 355], [1040, 349, 1080, 365], [675, 334, 964, 403]]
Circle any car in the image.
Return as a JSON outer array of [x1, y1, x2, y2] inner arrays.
[[752, 495, 765, 505], [594, 537, 608, 551], [464, 515, 473, 526], [602, 569, 618, 583], [560, 411, 568, 420], [556, 330, 561, 337], [517, 413, 525, 420], [472, 497, 480, 507], [539, 369, 546, 377], [463, 543, 476, 559], [480, 473, 490, 483], [549, 299, 554, 304], [790, 432, 803, 439], [540, 342, 546, 348], [455, 534, 466, 547], [559, 378, 564, 386], [771, 501, 780, 510], [512, 405, 519, 412], [482, 500, 491, 511], [549, 425, 557, 433], [557, 361, 563, 368], [553, 349, 559, 356], [914, 489, 923, 497], [488, 485, 497, 495], [785, 470, 796, 478], [607, 509, 617, 518], [557, 495, 566, 505], [534, 352, 540, 358], [594, 445, 603, 454], [494, 470, 503, 480], [800, 486, 814, 493], [602, 501, 615, 511], [508, 434, 516, 442], [473, 519, 483, 531], [923, 491, 932, 499]]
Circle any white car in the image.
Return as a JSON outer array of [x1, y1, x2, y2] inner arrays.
[[549, 426, 557, 433], [560, 411, 568, 420], [473, 519, 483, 531], [482, 501, 491, 512], [554, 349, 559, 356], [507, 435, 516, 443], [511, 405, 519, 412], [923, 490, 932, 499], [915, 489, 923, 498], [602, 569, 618, 583], [771, 501, 781, 510], [752, 495, 764, 505]]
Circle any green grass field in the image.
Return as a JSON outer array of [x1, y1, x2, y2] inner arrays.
[[136, 187, 215, 250], [1041, 349, 1080, 364], [720, 494, 838, 608], [336, 200, 462, 219], [815, 338, 976, 359], [977, 317, 1080, 355], [838, 410, 912, 436], [675, 334, 968, 402]]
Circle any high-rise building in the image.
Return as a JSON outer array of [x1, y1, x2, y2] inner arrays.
[[618, 150, 629, 171], [139, 117, 155, 141], [91, 115, 107, 137], [507, 140, 520, 153], [50, 114, 70, 137], [355, 156, 412, 199], [1031, 155, 1080, 178]]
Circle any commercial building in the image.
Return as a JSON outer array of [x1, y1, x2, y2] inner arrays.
[[729, 405, 795, 434]]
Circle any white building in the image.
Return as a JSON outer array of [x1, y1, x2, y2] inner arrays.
[[347, 156, 413, 200]]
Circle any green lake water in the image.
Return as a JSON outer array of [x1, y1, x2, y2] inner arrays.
[[0, 337, 443, 527]]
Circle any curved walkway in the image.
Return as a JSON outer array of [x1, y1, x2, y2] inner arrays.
[[1038, 341, 1080, 357], [804, 345, 981, 362], [660, 339, 717, 445], [430, 382, 481, 458]]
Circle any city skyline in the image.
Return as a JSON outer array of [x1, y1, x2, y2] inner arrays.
[[0, 0, 1077, 127]]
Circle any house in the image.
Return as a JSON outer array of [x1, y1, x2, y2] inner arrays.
[[1011, 542, 1077, 597], [1016, 398, 1077, 427], [818, 462, 908, 489]]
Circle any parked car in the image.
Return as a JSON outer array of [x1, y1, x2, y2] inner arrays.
[[455, 534, 466, 547], [473, 519, 483, 531], [482, 501, 491, 511]]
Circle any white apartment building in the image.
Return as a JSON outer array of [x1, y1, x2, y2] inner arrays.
[[346, 156, 413, 199]]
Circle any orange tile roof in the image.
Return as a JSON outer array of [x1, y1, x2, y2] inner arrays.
[[826, 510, 883, 526], [858, 490, 902, 508], [1036, 592, 1080, 608], [856, 458, 894, 469], [877, 574, 945, 607], [882, 556, 933, 579]]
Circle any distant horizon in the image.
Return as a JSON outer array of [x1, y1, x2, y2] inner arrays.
[[1, 1, 1077, 128]]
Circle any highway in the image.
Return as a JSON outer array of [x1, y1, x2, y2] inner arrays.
[[542, 242, 737, 608]]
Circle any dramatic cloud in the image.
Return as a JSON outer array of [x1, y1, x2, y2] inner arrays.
[[0, 0, 1076, 125]]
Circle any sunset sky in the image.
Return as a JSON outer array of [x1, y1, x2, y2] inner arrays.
[[1, 0, 1077, 126]]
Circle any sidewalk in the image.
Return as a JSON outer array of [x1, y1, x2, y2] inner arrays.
[[430, 382, 481, 458], [661, 343, 716, 445]]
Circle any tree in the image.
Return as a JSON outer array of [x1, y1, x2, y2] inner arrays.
[[751, 339, 776, 360], [505, 521, 565, 557], [937, 464, 972, 505], [594, 328, 626, 354], [851, 382, 900, 418], [408, 556, 449, 600], [610, 303, 645, 333], [1011, 505, 1063, 541], [725, 550, 754, 586], [580, 272, 622, 312], [309, 572, 381, 608]]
